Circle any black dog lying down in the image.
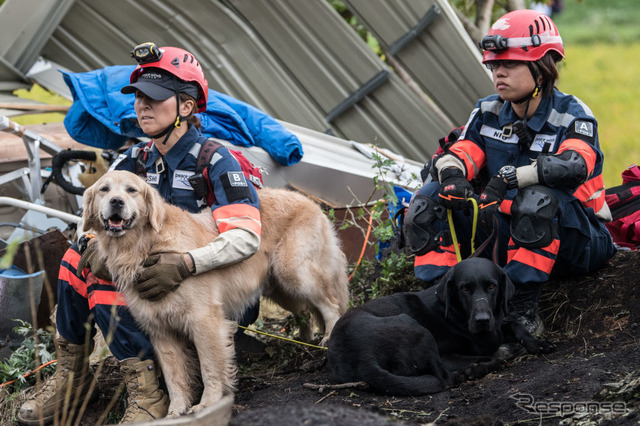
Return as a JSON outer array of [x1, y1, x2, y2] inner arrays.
[[327, 258, 553, 396]]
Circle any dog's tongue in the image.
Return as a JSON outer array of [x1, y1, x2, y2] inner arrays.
[[108, 219, 124, 230]]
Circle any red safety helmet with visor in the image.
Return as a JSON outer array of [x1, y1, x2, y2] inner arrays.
[[124, 43, 209, 113], [480, 9, 564, 63]]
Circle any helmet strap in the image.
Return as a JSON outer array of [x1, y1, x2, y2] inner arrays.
[[150, 78, 185, 145], [512, 62, 542, 105]]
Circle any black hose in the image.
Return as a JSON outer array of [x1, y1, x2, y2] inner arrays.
[[50, 149, 98, 195]]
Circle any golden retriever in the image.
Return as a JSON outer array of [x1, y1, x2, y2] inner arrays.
[[82, 170, 349, 417]]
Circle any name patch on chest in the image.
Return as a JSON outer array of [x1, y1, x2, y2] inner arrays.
[[173, 170, 195, 190], [480, 125, 518, 144], [530, 134, 557, 152], [146, 173, 160, 185]]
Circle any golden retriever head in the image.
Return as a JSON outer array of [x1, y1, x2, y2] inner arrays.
[[82, 171, 165, 237]]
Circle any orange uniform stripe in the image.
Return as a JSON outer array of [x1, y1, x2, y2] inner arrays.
[[499, 199, 513, 215], [450, 140, 487, 180], [60, 250, 88, 297], [414, 245, 458, 267], [87, 289, 127, 310], [507, 239, 560, 274], [557, 138, 597, 175], [213, 203, 262, 236], [573, 174, 606, 212], [59, 266, 88, 297]]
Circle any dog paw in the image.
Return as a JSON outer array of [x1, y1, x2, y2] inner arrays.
[[166, 410, 184, 419], [463, 359, 500, 380], [449, 371, 466, 386], [187, 403, 207, 415], [521, 337, 556, 354]]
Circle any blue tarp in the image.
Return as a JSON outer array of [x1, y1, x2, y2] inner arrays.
[[60, 65, 303, 166]]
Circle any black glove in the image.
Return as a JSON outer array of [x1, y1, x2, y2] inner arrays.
[[478, 176, 508, 231], [76, 238, 112, 281], [134, 252, 192, 301], [438, 168, 475, 210]]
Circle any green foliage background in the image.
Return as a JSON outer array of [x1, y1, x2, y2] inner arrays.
[[553, 0, 640, 188]]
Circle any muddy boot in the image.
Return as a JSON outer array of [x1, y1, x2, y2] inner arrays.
[[510, 282, 545, 335], [118, 358, 168, 423], [18, 337, 95, 425]]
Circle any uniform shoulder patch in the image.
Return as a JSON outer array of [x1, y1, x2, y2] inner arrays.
[[574, 120, 594, 138], [227, 171, 248, 187]]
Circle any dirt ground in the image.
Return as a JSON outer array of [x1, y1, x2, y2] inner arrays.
[[9, 249, 639, 425], [228, 249, 640, 426]]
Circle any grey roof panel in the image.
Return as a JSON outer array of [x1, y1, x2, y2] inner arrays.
[[343, 0, 494, 125], [2, 0, 465, 162]]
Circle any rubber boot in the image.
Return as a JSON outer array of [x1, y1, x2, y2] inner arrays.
[[118, 358, 168, 423], [18, 336, 95, 425]]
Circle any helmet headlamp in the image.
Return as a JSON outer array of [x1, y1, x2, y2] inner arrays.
[[479, 34, 508, 53], [131, 42, 163, 65]]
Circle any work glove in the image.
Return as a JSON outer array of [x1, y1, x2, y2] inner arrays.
[[76, 237, 112, 281], [478, 176, 508, 231], [438, 168, 475, 210], [134, 252, 192, 301]]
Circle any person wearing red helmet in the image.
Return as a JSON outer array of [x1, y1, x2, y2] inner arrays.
[[405, 10, 615, 342], [18, 43, 262, 424]]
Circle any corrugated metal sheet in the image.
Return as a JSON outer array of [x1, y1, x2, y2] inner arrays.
[[0, 0, 489, 161], [343, 0, 494, 125], [0, 0, 74, 73], [36, 0, 448, 159]]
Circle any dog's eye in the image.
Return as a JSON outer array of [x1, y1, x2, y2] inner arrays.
[[460, 285, 469, 292], [99, 185, 109, 192], [487, 284, 496, 290], [127, 186, 137, 193]]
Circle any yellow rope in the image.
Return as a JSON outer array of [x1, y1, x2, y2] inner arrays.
[[237, 325, 328, 350], [447, 197, 479, 263]]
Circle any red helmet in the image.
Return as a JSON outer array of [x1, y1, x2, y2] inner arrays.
[[481, 9, 564, 63], [128, 44, 209, 112]]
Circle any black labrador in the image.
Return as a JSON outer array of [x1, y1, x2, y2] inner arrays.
[[327, 257, 553, 396]]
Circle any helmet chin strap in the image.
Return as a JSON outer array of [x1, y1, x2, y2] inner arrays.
[[510, 62, 542, 152], [149, 77, 185, 145], [512, 62, 542, 106]]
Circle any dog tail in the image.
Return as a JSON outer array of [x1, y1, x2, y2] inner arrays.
[[363, 362, 448, 396]]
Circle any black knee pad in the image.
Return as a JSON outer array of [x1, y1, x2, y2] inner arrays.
[[510, 185, 558, 249], [404, 195, 445, 256]]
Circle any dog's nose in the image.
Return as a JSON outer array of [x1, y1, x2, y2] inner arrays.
[[110, 197, 124, 208], [474, 312, 491, 327]]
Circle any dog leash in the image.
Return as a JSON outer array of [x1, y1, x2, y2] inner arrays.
[[237, 325, 328, 350], [447, 197, 479, 262]]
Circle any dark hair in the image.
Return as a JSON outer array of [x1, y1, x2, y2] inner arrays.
[[531, 51, 563, 97], [179, 92, 201, 129]]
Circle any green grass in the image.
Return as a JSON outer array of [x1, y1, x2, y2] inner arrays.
[[553, 0, 640, 188], [558, 43, 640, 188], [553, 0, 640, 45]]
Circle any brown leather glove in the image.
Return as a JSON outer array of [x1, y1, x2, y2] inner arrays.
[[76, 238, 112, 281], [134, 252, 192, 301]]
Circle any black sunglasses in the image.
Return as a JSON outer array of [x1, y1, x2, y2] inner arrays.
[[484, 60, 523, 71]]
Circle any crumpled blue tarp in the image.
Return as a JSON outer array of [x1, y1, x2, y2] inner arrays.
[[60, 65, 303, 166]]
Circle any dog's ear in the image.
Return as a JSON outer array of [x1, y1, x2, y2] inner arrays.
[[81, 180, 102, 232], [143, 181, 165, 233], [437, 267, 457, 318], [499, 266, 515, 314]]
